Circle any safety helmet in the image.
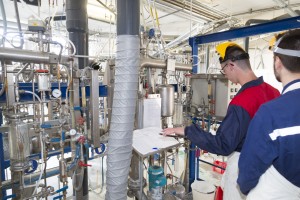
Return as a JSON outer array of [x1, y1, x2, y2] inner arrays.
[[270, 31, 300, 57], [216, 42, 249, 63], [269, 32, 286, 50]]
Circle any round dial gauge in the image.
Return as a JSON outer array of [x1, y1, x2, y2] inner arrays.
[[52, 89, 62, 98], [69, 129, 77, 136]]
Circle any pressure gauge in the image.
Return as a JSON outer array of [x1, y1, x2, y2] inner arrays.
[[69, 129, 77, 136], [52, 89, 61, 98]]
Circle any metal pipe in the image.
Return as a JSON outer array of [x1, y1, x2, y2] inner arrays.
[[90, 64, 100, 148], [0, 47, 59, 64], [156, 0, 220, 23], [0, 132, 5, 198], [0, 61, 6, 97], [244, 19, 271, 52], [116, 0, 140, 35], [16, 63, 30, 77], [96, 0, 116, 16], [66, 0, 89, 198], [205, 46, 210, 72], [0, 167, 60, 190], [273, 0, 299, 17], [140, 58, 192, 71], [66, 0, 89, 197], [66, 0, 89, 69], [13, 0, 24, 49], [232, 4, 300, 17]]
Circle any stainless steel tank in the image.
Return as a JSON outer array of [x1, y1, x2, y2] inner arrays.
[[159, 84, 174, 117]]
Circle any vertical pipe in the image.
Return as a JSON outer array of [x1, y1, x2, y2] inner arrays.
[[116, 0, 140, 35], [106, 0, 140, 200], [0, 109, 6, 198], [66, 0, 88, 69], [205, 45, 210, 71], [244, 19, 270, 52], [90, 65, 100, 148], [13, 0, 24, 49], [0, 0, 7, 47], [66, 0, 89, 199]]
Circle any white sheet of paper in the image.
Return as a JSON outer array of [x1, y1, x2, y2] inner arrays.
[[132, 127, 180, 157]]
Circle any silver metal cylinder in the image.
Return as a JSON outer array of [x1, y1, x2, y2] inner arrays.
[[38, 73, 50, 91], [173, 102, 183, 126], [159, 85, 174, 117], [140, 58, 192, 71]]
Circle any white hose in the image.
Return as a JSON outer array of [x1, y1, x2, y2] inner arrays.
[[53, 34, 77, 56], [50, 5, 58, 29]]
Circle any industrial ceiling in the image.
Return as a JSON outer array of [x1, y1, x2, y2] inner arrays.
[[1, 0, 300, 57]]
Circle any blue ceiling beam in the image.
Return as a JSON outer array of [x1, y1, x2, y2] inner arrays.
[[189, 16, 300, 45]]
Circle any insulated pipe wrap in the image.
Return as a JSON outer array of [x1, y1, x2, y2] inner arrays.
[[105, 35, 139, 200]]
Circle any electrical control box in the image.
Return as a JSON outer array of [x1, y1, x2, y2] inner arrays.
[[190, 74, 240, 119], [228, 81, 240, 104], [28, 19, 46, 32]]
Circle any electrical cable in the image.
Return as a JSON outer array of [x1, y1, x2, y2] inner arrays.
[[52, 34, 76, 56]]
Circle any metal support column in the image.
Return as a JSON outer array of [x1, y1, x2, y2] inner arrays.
[[189, 39, 199, 74], [188, 143, 196, 192], [0, 109, 6, 198], [66, 0, 89, 199]]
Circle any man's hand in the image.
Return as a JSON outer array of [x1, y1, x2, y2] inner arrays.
[[162, 127, 185, 136]]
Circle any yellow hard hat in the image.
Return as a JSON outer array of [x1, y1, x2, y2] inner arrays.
[[216, 42, 247, 63], [269, 31, 286, 50]]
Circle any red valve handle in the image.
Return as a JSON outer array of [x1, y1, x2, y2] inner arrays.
[[77, 136, 86, 144], [78, 161, 92, 167], [35, 69, 49, 73]]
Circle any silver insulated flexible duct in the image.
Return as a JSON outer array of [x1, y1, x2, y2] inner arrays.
[[105, 1, 140, 199], [105, 35, 139, 199]]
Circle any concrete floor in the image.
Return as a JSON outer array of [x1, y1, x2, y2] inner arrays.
[[78, 151, 222, 200], [39, 149, 223, 200]]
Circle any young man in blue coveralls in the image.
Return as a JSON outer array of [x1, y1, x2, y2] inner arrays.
[[163, 42, 280, 200], [238, 29, 300, 200]]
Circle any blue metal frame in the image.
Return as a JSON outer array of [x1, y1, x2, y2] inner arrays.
[[0, 83, 108, 196], [0, 83, 108, 102], [191, 44, 199, 74], [188, 143, 196, 192], [187, 16, 300, 190], [189, 16, 300, 47]]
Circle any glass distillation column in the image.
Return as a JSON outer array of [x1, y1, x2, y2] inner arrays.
[[6, 112, 30, 198]]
